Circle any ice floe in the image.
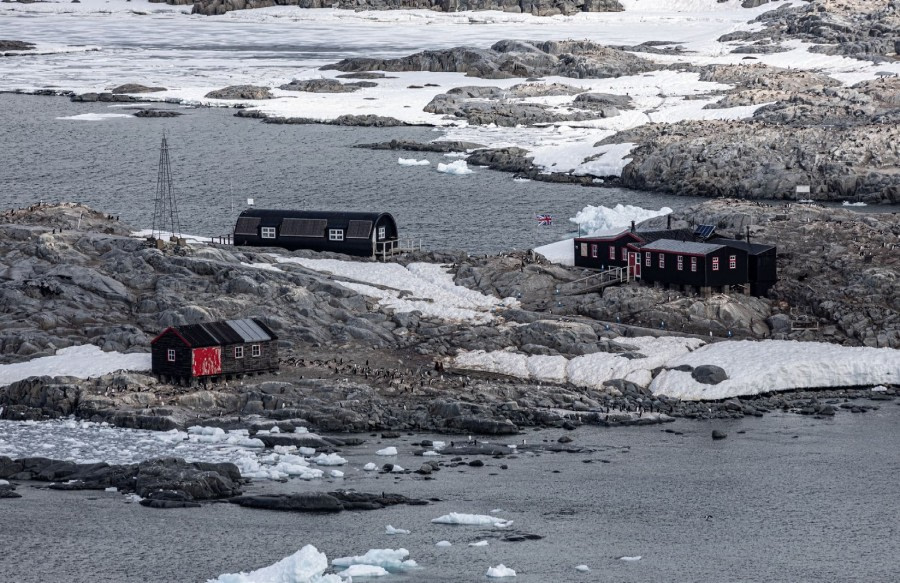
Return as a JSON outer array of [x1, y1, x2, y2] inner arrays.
[[486, 564, 517, 577], [436, 160, 473, 175], [312, 453, 347, 466], [469, 540, 489, 547], [384, 525, 410, 535], [431, 513, 513, 528], [435, 540, 452, 547], [56, 113, 133, 121], [398, 158, 430, 166], [331, 548, 417, 572], [337, 564, 389, 577], [208, 544, 342, 583], [375, 447, 398, 456]]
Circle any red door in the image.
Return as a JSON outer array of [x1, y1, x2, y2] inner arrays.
[[192, 347, 222, 377], [629, 252, 641, 279]]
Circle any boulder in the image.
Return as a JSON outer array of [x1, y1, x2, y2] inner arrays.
[[205, 85, 273, 100], [692, 365, 729, 385], [230, 493, 344, 513]]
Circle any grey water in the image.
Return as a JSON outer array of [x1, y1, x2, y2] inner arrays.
[[1, 93, 707, 254], [2, 405, 899, 583]]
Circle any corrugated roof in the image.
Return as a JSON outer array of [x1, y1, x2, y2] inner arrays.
[[641, 239, 725, 255], [635, 228, 695, 244], [576, 227, 630, 240], [710, 238, 776, 255], [158, 318, 275, 347]]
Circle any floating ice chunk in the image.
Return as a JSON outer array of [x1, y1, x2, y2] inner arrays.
[[385, 525, 410, 535], [575, 564, 590, 572], [375, 447, 398, 456], [329, 470, 344, 478], [274, 445, 297, 454], [104, 487, 118, 493], [619, 555, 642, 561], [270, 426, 281, 433], [332, 548, 417, 572], [431, 513, 513, 528], [312, 453, 347, 466], [842, 201, 867, 206], [390, 465, 404, 473], [490, 509, 504, 514], [363, 462, 378, 471], [56, 113, 133, 121], [338, 564, 389, 577], [398, 158, 430, 166], [432, 441, 446, 450], [469, 541, 489, 547], [871, 385, 888, 392], [0, 479, 8, 486], [124, 494, 143, 503], [208, 544, 342, 583], [486, 564, 516, 578], [422, 450, 440, 456], [293, 426, 309, 434], [435, 541, 452, 547], [436, 160, 473, 175]]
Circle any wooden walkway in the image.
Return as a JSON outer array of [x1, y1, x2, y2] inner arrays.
[[559, 266, 630, 295]]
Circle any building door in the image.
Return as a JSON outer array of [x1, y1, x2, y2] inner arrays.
[[192, 347, 222, 377], [629, 252, 641, 279]]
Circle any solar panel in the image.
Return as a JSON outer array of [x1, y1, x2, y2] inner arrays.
[[346, 220, 373, 239], [280, 218, 327, 238], [234, 217, 261, 236], [694, 224, 716, 240]]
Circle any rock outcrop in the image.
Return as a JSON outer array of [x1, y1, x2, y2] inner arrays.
[[204, 85, 273, 100]]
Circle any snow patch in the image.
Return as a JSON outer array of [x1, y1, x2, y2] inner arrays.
[[0, 345, 151, 386]]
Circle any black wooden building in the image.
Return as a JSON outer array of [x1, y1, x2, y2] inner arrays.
[[637, 240, 749, 289], [151, 318, 278, 382], [573, 227, 694, 270], [710, 238, 777, 296], [233, 209, 398, 257]]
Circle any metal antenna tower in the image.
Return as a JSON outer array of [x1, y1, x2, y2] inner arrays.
[[151, 132, 182, 240]]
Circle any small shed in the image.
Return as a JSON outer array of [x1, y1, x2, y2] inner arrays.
[[233, 209, 398, 257], [637, 239, 749, 290], [151, 318, 278, 382], [710, 238, 777, 296]]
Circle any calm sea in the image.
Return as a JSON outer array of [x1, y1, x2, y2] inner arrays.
[[1, 92, 707, 253]]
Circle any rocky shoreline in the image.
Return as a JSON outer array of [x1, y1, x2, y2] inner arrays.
[[0, 202, 897, 439]]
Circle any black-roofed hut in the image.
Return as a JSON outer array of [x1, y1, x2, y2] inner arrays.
[[151, 318, 278, 382], [710, 238, 777, 296], [232, 209, 398, 257]]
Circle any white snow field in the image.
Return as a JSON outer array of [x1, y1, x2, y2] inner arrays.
[[208, 544, 343, 583], [0, 344, 151, 386], [454, 338, 900, 400], [271, 256, 518, 323], [649, 340, 900, 401], [431, 512, 514, 528], [5, 1, 896, 178]]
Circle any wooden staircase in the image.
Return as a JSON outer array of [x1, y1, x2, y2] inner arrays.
[[560, 266, 630, 295]]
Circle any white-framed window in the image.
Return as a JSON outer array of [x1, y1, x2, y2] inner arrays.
[[635, 253, 641, 265], [729, 255, 737, 269], [329, 229, 344, 241], [609, 246, 616, 260], [645, 251, 651, 266], [167, 349, 176, 362], [677, 256, 684, 271], [251, 344, 261, 357], [691, 257, 698, 272], [621, 248, 628, 261], [712, 257, 720, 271], [261, 227, 276, 239], [580, 243, 588, 257], [591, 244, 598, 258], [377, 226, 386, 240], [234, 346, 244, 359], [659, 254, 665, 268]]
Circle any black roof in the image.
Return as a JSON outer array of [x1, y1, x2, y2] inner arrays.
[[641, 239, 726, 255], [156, 318, 277, 347], [710, 238, 776, 255], [237, 209, 396, 232]]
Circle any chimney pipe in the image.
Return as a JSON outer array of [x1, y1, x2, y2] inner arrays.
[[746, 225, 751, 245], [631, 220, 635, 233], [667, 214, 671, 229]]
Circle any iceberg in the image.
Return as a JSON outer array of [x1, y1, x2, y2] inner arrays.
[[436, 160, 473, 175], [312, 453, 347, 466], [208, 545, 343, 583], [486, 564, 517, 578]]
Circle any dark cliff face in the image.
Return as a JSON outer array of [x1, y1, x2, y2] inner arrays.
[[176, 0, 624, 18]]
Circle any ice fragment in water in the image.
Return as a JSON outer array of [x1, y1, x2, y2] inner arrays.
[[486, 564, 516, 578]]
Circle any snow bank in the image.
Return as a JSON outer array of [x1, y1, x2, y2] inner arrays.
[[375, 447, 398, 456], [385, 525, 410, 535], [454, 336, 705, 389], [0, 344, 151, 386], [398, 158, 430, 166], [208, 544, 342, 583], [272, 256, 516, 324], [570, 204, 672, 236], [431, 513, 513, 528], [436, 160, 473, 175], [650, 340, 900, 401], [332, 549, 417, 572], [486, 564, 517, 578], [533, 238, 576, 266]]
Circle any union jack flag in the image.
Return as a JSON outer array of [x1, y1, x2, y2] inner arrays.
[[536, 213, 553, 226]]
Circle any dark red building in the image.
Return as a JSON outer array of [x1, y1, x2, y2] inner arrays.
[[151, 318, 278, 383]]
